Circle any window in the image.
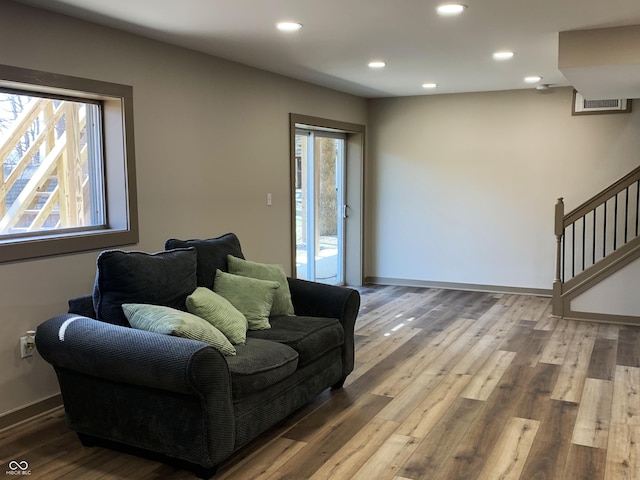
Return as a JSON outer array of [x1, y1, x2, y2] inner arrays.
[[0, 93, 105, 235], [0, 65, 138, 262]]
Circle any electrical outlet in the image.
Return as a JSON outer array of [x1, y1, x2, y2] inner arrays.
[[20, 336, 34, 359]]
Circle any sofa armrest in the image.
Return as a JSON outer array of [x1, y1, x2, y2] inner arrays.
[[36, 314, 231, 396], [287, 278, 360, 322], [37, 314, 236, 469], [287, 278, 360, 381]]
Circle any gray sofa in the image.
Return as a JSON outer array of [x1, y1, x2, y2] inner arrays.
[[35, 234, 360, 478]]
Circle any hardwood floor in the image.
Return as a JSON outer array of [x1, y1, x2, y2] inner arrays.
[[3, 285, 640, 479]]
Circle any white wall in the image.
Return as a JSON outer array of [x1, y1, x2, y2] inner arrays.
[[0, 1, 367, 417], [366, 87, 640, 291], [571, 259, 640, 316]]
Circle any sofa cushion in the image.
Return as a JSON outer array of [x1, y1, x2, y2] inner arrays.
[[164, 233, 244, 289], [226, 338, 298, 398], [227, 255, 295, 317], [122, 303, 236, 356], [93, 248, 197, 327], [247, 316, 344, 367], [186, 287, 247, 345], [213, 270, 278, 331]]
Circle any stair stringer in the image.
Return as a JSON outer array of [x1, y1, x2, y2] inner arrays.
[[559, 235, 640, 325]]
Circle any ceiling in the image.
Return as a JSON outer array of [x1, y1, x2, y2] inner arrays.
[[12, 0, 640, 98]]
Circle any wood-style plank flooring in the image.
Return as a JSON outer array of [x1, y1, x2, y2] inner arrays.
[[3, 285, 640, 479]]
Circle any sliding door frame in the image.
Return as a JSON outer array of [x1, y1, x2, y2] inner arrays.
[[289, 113, 366, 286]]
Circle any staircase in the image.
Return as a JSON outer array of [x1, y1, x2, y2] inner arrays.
[[0, 97, 89, 236], [553, 166, 640, 325]]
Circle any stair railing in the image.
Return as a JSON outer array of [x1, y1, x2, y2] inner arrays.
[[553, 166, 640, 317]]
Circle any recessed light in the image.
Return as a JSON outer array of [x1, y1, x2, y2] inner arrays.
[[436, 3, 467, 16], [493, 51, 514, 60], [422, 83, 437, 89], [524, 76, 542, 83], [368, 61, 386, 68], [276, 22, 302, 32]]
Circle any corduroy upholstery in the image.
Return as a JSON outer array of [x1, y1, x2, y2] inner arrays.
[[93, 248, 197, 327], [248, 315, 344, 367], [36, 234, 360, 479], [164, 233, 244, 290], [226, 338, 299, 398]]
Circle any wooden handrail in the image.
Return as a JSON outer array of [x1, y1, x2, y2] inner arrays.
[[563, 166, 640, 226]]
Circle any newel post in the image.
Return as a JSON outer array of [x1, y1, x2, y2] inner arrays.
[[552, 197, 564, 317]]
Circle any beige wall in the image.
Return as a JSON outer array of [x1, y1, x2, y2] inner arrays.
[[366, 87, 640, 291], [0, 2, 367, 417], [4, 1, 640, 420]]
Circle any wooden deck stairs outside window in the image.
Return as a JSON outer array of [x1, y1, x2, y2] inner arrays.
[[553, 165, 640, 324], [0, 96, 95, 237]]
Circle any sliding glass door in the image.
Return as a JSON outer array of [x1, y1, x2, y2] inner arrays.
[[295, 129, 345, 285]]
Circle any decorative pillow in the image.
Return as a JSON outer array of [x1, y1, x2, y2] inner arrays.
[[164, 233, 244, 289], [93, 248, 197, 327], [213, 270, 279, 331], [122, 303, 236, 356], [227, 255, 295, 316], [186, 287, 247, 345]]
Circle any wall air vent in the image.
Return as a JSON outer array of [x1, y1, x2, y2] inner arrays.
[[572, 90, 632, 115]]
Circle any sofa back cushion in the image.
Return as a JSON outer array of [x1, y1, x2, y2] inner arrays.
[[165, 233, 244, 289], [93, 248, 197, 326]]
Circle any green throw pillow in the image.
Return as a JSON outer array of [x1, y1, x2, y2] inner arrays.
[[122, 303, 236, 356], [213, 270, 279, 330], [186, 287, 247, 345], [227, 255, 295, 316]]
